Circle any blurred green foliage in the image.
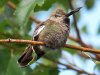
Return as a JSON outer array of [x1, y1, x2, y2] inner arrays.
[[97, 25, 100, 35], [81, 25, 88, 34], [0, 0, 100, 75], [85, 0, 95, 10]]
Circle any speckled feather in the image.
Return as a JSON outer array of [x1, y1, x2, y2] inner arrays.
[[38, 19, 69, 49], [34, 9, 70, 49], [18, 8, 70, 67]]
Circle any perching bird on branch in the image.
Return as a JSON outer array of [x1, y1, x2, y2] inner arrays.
[[18, 7, 81, 67]]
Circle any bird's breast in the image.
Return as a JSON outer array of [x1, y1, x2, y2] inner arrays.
[[38, 24, 68, 49]]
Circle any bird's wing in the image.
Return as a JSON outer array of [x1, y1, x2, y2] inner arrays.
[[32, 24, 46, 59], [18, 23, 45, 67], [33, 24, 45, 41]]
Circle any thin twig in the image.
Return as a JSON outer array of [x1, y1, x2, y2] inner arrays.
[[64, 44, 100, 54], [7, 1, 100, 60], [0, 39, 100, 54], [68, 36, 91, 48], [68, 0, 81, 41], [7, 1, 88, 47], [8, 1, 16, 9], [0, 39, 45, 45], [68, 1, 92, 48], [68, 0, 100, 60], [4, 1, 100, 74], [30, 16, 41, 24], [67, 0, 92, 48], [44, 56, 95, 75], [7, 1, 90, 48], [61, 63, 95, 75]]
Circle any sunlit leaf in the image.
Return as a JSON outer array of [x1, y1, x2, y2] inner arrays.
[[15, 0, 45, 36], [15, 0, 35, 29], [15, 0, 45, 26]]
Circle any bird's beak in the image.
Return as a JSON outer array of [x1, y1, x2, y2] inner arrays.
[[66, 7, 82, 17]]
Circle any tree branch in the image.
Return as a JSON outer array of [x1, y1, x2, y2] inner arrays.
[[4, 1, 100, 74], [68, 36, 91, 48], [68, 0, 81, 41], [7, 1, 89, 47], [44, 56, 95, 75], [7, 1, 91, 48], [68, 36, 100, 60], [30, 16, 41, 24], [68, 1, 92, 48], [0, 38, 45, 45], [7, 1, 16, 9], [67, 3, 100, 60], [68, 0, 100, 60], [0, 39, 100, 54], [64, 44, 100, 54]]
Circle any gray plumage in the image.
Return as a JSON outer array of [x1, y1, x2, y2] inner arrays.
[[18, 7, 82, 67], [36, 9, 70, 49]]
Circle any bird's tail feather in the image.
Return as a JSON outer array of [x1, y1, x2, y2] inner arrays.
[[18, 45, 45, 67], [18, 45, 37, 67]]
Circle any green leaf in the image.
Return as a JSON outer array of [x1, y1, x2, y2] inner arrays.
[[44, 50, 61, 61], [0, 0, 19, 7], [0, 0, 7, 7], [97, 25, 100, 34], [34, 0, 56, 11], [0, 20, 8, 32], [32, 64, 59, 75], [5, 55, 32, 75], [15, 0, 45, 26], [33, 65, 49, 75], [0, 48, 11, 75], [81, 25, 88, 34], [10, 0, 20, 5], [76, 72, 80, 75], [57, 0, 69, 10], [41, 58, 55, 66], [0, 32, 21, 39], [15, 0, 45, 36], [35, 0, 46, 6], [63, 48, 77, 54], [94, 64, 100, 70], [49, 67, 59, 75], [85, 0, 95, 10], [15, 0, 35, 26], [34, 0, 69, 12], [0, 48, 32, 75]]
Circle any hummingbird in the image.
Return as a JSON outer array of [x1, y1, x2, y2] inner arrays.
[[18, 7, 81, 67]]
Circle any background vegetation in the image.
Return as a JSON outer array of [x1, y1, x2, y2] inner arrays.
[[0, 0, 100, 75]]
